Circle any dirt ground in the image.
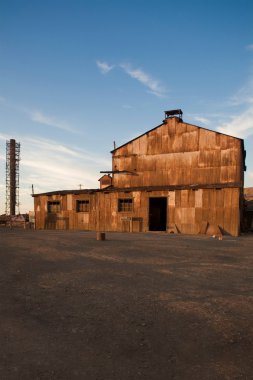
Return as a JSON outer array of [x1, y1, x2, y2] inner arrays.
[[0, 229, 253, 380]]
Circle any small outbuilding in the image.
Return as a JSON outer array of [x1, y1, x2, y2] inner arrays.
[[244, 187, 253, 231]]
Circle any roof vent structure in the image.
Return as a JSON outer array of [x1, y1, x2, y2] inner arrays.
[[164, 109, 183, 121]]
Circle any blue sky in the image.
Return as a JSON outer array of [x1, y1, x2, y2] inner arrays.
[[0, 0, 253, 213]]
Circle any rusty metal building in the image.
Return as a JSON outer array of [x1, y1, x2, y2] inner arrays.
[[33, 110, 246, 236]]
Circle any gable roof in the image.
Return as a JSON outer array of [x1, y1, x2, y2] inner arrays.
[[110, 116, 243, 154]]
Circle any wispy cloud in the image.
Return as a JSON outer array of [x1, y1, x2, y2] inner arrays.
[[24, 136, 110, 166], [0, 97, 78, 134], [96, 60, 167, 97], [227, 80, 253, 106], [120, 63, 167, 97], [21, 137, 110, 194], [217, 105, 253, 138], [193, 116, 210, 125], [29, 110, 77, 133], [96, 60, 115, 74], [217, 80, 253, 138], [0, 132, 9, 141], [246, 44, 253, 50], [0, 134, 111, 213]]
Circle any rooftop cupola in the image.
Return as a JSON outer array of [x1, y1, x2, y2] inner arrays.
[[164, 109, 183, 122]]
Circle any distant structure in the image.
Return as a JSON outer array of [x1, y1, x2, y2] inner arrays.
[[244, 187, 253, 231], [5, 139, 21, 215]]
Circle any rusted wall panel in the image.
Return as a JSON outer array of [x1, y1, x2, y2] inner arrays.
[[34, 187, 241, 236], [112, 118, 243, 189]]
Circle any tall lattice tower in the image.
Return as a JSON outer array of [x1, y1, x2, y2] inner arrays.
[[6, 139, 21, 215]]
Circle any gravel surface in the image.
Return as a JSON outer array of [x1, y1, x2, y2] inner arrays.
[[0, 229, 253, 380]]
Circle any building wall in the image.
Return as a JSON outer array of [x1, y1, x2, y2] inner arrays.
[[33, 116, 244, 237], [34, 187, 241, 236], [112, 118, 244, 188]]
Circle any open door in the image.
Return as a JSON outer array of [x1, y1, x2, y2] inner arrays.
[[149, 197, 167, 231]]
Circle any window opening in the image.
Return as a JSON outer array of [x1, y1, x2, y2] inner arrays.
[[118, 198, 133, 212], [76, 200, 90, 212], [48, 201, 61, 213]]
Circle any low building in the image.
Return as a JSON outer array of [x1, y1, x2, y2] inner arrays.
[[33, 110, 246, 236], [244, 187, 253, 231]]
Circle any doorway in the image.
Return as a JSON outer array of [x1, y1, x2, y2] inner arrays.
[[149, 197, 167, 231]]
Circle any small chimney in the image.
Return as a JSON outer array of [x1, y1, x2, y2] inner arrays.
[[164, 109, 183, 122]]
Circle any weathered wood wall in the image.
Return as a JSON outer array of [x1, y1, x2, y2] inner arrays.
[[34, 187, 240, 236], [112, 117, 244, 188]]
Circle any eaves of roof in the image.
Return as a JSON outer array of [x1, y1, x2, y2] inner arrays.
[[33, 182, 243, 197]]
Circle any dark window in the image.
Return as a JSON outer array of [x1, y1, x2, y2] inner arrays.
[[118, 198, 133, 212], [76, 200, 90, 212], [48, 201, 61, 213]]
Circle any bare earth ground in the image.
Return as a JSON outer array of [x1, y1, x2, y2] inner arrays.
[[0, 229, 253, 380]]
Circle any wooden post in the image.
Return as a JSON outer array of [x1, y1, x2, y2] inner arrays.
[[96, 232, 106, 241]]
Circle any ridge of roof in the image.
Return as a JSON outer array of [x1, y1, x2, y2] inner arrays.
[[110, 117, 243, 154]]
